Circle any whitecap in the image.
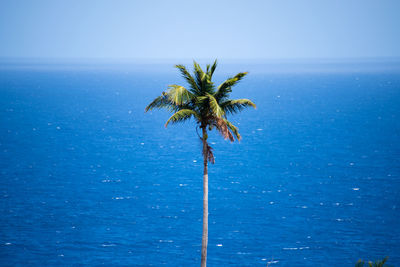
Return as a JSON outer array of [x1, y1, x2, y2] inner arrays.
[[283, 246, 309, 250], [102, 179, 121, 183], [216, 244, 223, 247], [352, 188, 360, 191], [113, 196, 131, 200], [102, 243, 116, 247]]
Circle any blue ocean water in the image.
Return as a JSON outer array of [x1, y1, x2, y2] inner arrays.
[[0, 60, 399, 266]]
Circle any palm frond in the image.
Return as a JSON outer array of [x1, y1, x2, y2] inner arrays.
[[208, 59, 217, 78], [221, 98, 256, 115], [193, 61, 215, 94], [167, 85, 193, 105], [165, 109, 199, 127], [206, 93, 225, 117], [145, 94, 174, 112], [175, 64, 201, 94], [193, 61, 205, 89], [215, 72, 248, 100]]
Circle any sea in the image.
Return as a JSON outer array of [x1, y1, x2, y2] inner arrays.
[[0, 59, 399, 266]]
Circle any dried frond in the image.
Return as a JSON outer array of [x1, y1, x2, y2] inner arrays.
[[224, 119, 241, 141], [202, 142, 215, 164], [214, 117, 234, 142]]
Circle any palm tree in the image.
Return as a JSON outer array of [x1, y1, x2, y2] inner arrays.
[[145, 60, 256, 267]]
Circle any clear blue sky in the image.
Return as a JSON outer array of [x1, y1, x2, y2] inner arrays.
[[0, 0, 399, 60]]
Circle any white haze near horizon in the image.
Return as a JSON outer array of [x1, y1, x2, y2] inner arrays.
[[1, 58, 399, 75]]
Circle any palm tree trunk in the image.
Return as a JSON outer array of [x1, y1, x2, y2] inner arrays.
[[201, 127, 208, 267]]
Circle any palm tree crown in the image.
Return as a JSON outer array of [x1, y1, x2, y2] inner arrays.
[[145, 60, 256, 162]]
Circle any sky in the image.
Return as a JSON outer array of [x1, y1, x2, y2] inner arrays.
[[0, 0, 399, 60]]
